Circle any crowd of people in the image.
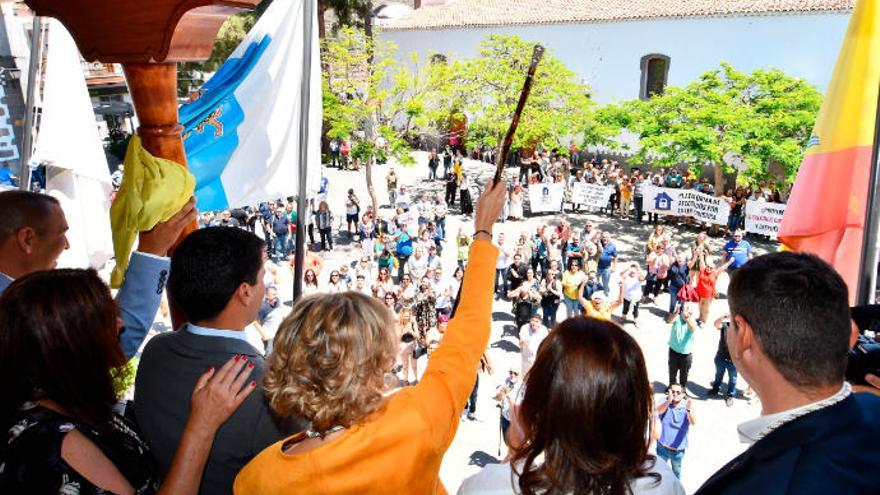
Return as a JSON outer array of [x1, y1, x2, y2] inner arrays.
[[1, 145, 879, 495]]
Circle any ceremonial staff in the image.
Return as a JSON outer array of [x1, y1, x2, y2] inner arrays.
[[494, 44, 544, 183], [451, 44, 545, 317]]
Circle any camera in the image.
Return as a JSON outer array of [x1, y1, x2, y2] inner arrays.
[[846, 305, 880, 385]]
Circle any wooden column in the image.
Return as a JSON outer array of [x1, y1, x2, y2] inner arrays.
[[25, 0, 261, 328], [123, 64, 188, 167]]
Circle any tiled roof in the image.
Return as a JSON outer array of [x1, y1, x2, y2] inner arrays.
[[385, 0, 853, 30]]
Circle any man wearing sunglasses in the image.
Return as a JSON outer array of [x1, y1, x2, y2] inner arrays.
[[656, 383, 695, 479]]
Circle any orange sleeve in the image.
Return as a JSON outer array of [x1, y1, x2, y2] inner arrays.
[[410, 239, 497, 449]]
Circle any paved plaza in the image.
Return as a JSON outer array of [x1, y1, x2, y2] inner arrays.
[[149, 152, 773, 493]]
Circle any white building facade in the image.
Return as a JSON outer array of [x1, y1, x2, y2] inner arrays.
[[380, 1, 852, 104]]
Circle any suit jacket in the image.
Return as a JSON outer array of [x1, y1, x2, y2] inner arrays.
[[0, 251, 166, 359], [133, 326, 303, 495], [695, 393, 880, 495]]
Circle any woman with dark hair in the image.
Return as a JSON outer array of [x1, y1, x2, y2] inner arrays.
[[303, 268, 320, 295], [460, 318, 684, 495], [0, 269, 255, 494]]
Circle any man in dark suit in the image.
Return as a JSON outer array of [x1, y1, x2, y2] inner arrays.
[[0, 190, 194, 358], [134, 227, 304, 495], [695, 252, 880, 494]]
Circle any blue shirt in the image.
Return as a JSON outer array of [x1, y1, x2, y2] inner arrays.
[[0, 167, 14, 186], [724, 239, 752, 268], [658, 401, 690, 450], [597, 242, 617, 269], [186, 323, 251, 343], [669, 316, 695, 355]]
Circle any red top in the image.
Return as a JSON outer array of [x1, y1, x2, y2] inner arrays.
[[696, 267, 720, 299]]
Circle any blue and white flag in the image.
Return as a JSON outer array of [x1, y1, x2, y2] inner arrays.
[[180, 0, 322, 211]]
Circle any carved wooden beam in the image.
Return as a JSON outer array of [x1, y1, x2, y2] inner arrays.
[[25, 0, 259, 63], [25, 0, 263, 329]]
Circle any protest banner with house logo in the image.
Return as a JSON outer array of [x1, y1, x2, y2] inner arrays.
[[529, 182, 565, 213], [745, 200, 787, 239], [571, 182, 615, 208], [643, 185, 730, 225]]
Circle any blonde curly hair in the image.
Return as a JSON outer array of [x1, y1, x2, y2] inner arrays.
[[263, 292, 398, 433]]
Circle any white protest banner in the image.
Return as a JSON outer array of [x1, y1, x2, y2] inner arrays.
[[528, 183, 565, 213], [745, 200, 786, 239], [643, 185, 730, 225], [571, 183, 615, 208]]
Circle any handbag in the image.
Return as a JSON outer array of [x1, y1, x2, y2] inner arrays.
[[677, 284, 700, 303]]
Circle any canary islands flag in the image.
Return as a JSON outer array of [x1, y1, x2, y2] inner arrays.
[[179, 0, 322, 212], [778, 0, 880, 303]]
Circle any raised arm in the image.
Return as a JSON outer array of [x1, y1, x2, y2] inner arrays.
[[118, 198, 197, 357], [411, 181, 506, 448]]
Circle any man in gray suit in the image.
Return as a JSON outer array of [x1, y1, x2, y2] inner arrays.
[[0, 190, 194, 358], [134, 227, 304, 495]]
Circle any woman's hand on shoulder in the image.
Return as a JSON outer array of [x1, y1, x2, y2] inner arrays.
[[189, 355, 257, 432]]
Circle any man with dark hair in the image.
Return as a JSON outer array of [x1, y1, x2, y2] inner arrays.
[[696, 252, 880, 494], [0, 190, 193, 358], [135, 227, 300, 495]]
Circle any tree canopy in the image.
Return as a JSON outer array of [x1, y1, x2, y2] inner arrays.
[[454, 35, 595, 152], [592, 63, 821, 190]]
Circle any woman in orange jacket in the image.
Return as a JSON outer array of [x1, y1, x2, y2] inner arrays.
[[234, 180, 507, 495]]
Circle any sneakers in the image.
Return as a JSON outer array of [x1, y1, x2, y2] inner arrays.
[[725, 397, 734, 407], [707, 388, 720, 397], [466, 413, 476, 421]]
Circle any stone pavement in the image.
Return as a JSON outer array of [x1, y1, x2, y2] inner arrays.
[[148, 151, 775, 493]]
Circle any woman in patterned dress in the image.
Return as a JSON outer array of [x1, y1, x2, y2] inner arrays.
[[0, 269, 255, 495]]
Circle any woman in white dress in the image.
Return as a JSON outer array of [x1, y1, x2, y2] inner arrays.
[[459, 318, 684, 495], [508, 185, 524, 220]]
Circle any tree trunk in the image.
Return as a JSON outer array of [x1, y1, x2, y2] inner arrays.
[[363, 6, 378, 215], [318, 0, 330, 158], [365, 156, 379, 216], [713, 162, 725, 195], [364, 5, 374, 65], [317, 0, 326, 41]]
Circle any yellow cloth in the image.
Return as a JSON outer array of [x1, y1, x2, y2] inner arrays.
[[109, 135, 195, 288]]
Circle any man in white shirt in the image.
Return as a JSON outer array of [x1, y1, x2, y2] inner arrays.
[[519, 315, 549, 376], [495, 233, 512, 298]]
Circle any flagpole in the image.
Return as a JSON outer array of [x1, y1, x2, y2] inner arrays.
[[19, 16, 43, 191], [293, 0, 315, 302], [855, 82, 880, 305]]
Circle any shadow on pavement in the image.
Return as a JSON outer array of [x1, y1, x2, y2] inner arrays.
[[468, 450, 501, 467], [492, 311, 514, 322], [491, 339, 520, 353], [500, 324, 518, 338]]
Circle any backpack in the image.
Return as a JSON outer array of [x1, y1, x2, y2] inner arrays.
[[396, 232, 413, 257]]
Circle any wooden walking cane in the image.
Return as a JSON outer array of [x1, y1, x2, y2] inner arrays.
[[449, 44, 545, 319], [25, 0, 262, 328]]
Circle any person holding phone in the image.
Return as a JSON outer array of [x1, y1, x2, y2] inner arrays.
[[666, 302, 699, 396], [656, 383, 696, 479]]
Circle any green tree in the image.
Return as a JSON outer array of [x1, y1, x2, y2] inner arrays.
[[598, 63, 821, 191], [454, 35, 596, 153], [323, 26, 414, 214]]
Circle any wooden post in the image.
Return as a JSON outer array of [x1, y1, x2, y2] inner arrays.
[[25, 0, 261, 328], [124, 63, 198, 329]]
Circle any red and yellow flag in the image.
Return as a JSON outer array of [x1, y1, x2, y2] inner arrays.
[[778, 0, 880, 303]]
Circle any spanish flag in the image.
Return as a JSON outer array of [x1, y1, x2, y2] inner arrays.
[[778, 0, 880, 303]]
